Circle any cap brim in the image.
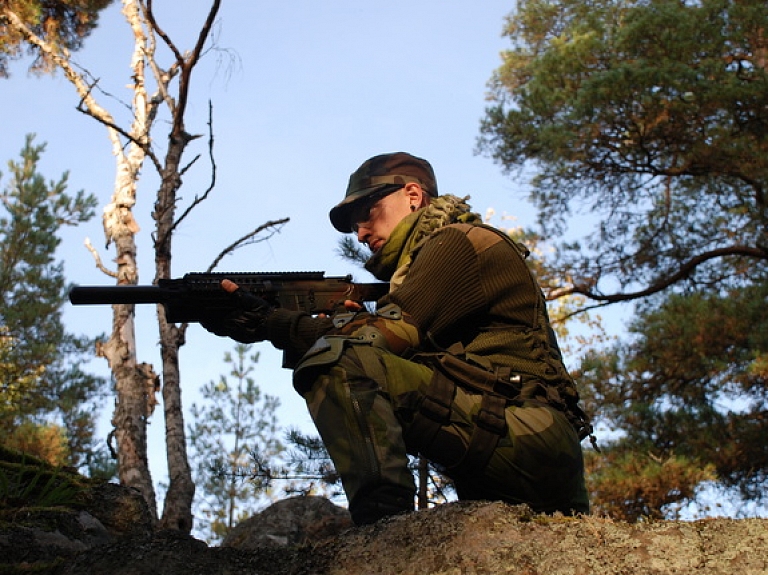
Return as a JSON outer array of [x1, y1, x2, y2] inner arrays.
[[329, 184, 393, 233]]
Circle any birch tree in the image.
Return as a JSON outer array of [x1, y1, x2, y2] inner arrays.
[[1, 0, 285, 531]]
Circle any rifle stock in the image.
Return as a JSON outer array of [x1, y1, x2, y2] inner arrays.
[[69, 271, 389, 324]]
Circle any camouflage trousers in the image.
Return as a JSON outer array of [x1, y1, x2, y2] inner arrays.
[[294, 336, 589, 525]]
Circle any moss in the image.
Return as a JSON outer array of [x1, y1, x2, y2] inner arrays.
[[531, 512, 583, 526], [0, 444, 95, 514]]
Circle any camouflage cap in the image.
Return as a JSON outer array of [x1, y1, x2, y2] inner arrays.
[[329, 152, 438, 233]]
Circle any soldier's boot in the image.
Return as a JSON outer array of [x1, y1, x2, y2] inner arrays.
[[349, 483, 415, 526]]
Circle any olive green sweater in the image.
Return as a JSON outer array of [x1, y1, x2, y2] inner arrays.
[[263, 195, 590, 436], [266, 195, 571, 388]]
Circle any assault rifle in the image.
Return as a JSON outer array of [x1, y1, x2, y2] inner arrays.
[[68, 271, 389, 324]]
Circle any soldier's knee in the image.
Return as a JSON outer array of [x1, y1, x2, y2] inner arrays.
[[293, 334, 388, 395]]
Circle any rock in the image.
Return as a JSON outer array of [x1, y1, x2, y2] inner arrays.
[[321, 501, 768, 574], [2, 446, 767, 575], [0, 447, 153, 573], [79, 481, 154, 540], [52, 501, 768, 575], [59, 529, 233, 575], [0, 508, 109, 567], [221, 495, 354, 550]]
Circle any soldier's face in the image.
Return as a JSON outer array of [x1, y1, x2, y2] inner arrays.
[[353, 185, 421, 253]]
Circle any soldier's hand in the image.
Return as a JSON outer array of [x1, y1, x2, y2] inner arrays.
[[200, 280, 273, 343], [318, 299, 363, 319], [343, 300, 363, 311]]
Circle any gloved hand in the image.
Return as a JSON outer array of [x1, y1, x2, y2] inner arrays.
[[201, 279, 273, 343]]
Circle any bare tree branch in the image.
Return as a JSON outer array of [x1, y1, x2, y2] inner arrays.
[[84, 237, 118, 278], [74, 82, 163, 173], [171, 103, 217, 231], [206, 219, 290, 273], [549, 245, 768, 304], [140, 2, 180, 129], [143, 0, 184, 63], [144, 0, 221, 139]]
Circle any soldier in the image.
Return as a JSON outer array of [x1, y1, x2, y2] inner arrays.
[[202, 152, 592, 526]]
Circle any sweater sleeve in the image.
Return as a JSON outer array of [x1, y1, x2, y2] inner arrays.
[[264, 308, 334, 368]]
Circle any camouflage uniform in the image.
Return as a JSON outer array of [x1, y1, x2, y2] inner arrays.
[[261, 153, 591, 525]]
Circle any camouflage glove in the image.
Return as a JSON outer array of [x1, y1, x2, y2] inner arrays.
[[201, 280, 273, 343]]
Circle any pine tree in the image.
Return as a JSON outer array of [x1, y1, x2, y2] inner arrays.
[[478, 0, 768, 304], [0, 135, 110, 476], [0, 0, 113, 77], [478, 0, 768, 519], [580, 284, 768, 518], [188, 344, 284, 543]]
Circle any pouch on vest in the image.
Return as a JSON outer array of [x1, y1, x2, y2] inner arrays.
[[406, 352, 520, 474], [433, 352, 524, 400]]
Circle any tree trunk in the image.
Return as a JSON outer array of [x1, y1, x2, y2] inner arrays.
[[157, 313, 193, 531], [93, 0, 160, 523], [148, 0, 222, 532], [154, 134, 195, 532], [97, 170, 158, 523], [6, 0, 221, 533], [417, 457, 428, 510]]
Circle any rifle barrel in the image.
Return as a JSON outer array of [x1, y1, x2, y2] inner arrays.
[[68, 285, 168, 306]]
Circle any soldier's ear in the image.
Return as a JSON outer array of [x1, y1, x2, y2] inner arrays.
[[403, 182, 425, 208]]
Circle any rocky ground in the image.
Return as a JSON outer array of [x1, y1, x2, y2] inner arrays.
[[2, 447, 767, 574]]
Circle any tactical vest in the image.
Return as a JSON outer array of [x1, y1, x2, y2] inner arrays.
[[406, 223, 596, 471]]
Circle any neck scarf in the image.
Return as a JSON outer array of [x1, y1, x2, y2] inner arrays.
[[365, 194, 482, 286]]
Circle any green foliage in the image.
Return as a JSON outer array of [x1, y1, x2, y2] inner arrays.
[[337, 235, 371, 267], [271, 428, 340, 489], [586, 449, 716, 522], [243, 427, 348, 507], [0, 0, 114, 77], [580, 282, 768, 515], [2, 420, 69, 467], [188, 344, 284, 544], [0, 135, 111, 478], [479, 0, 768, 301]]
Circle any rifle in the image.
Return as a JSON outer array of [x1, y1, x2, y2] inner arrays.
[[68, 271, 389, 324]]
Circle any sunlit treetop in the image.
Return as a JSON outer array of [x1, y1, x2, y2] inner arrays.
[[0, 0, 114, 77], [479, 0, 768, 305]]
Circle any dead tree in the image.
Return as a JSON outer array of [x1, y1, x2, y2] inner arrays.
[[2, 0, 284, 532]]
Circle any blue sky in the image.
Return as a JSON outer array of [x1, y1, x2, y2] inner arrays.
[[1, 1, 616, 509]]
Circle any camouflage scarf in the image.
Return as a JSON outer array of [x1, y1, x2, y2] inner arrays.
[[365, 194, 482, 286]]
